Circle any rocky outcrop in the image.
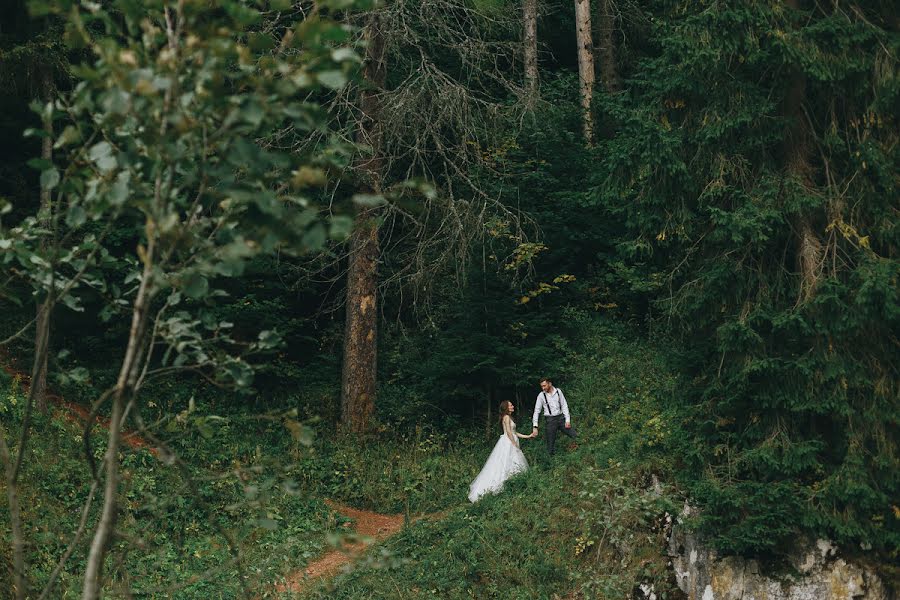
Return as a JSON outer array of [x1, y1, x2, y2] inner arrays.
[[668, 507, 892, 600]]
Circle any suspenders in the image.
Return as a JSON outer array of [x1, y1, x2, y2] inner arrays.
[[543, 391, 558, 417]]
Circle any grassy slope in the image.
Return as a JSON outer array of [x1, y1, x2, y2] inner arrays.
[[297, 318, 686, 599], [1, 316, 684, 599], [0, 371, 335, 599]]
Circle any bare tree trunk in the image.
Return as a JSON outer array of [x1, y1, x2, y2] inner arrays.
[[34, 68, 54, 414], [783, 0, 822, 303], [523, 0, 539, 100], [81, 237, 155, 600], [594, 0, 621, 93], [340, 13, 386, 433], [81, 395, 123, 600], [340, 214, 379, 433], [574, 0, 595, 143], [0, 424, 27, 600]]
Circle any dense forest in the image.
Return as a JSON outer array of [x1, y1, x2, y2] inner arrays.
[[0, 0, 897, 598]]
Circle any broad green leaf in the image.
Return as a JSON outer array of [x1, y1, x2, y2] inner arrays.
[[320, 0, 358, 9], [183, 273, 209, 299], [88, 141, 112, 162], [331, 48, 361, 63], [249, 32, 276, 51], [40, 169, 60, 191], [257, 330, 282, 349], [109, 172, 130, 205], [240, 99, 265, 127], [66, 205, 87, 227], [316, 70, 347, 90], [329, 215, 354, 240], [96, 155, 117, 173], [66, 366, 89, 383], [302, 223, 326, 249], [61, 293, 84, 312], [27, 158, 53, 171], [352, 193, 385, 207], [54, 125, 81, 149]]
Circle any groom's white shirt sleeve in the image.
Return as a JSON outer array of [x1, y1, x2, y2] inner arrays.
[[532, 393, 544, 428], [559, 388, 571, 424]]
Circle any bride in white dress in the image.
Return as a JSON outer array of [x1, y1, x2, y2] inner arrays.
[[468, 401, 536, 503]]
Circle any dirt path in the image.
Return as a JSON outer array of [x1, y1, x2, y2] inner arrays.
[[0, 350, 153, 453], [2, 351, 442, 596], [272, 502, 450, 597], [273, 500, 406, 596]]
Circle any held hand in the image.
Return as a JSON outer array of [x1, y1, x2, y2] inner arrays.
[[565, 422, 571, 429]]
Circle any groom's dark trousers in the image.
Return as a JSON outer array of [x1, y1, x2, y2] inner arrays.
[[544, 414, 576, 456]]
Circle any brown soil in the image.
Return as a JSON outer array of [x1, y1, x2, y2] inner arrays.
[[2, 350, 444, 596], [0, 350, 154, 454], [272, 500, 407, 596]]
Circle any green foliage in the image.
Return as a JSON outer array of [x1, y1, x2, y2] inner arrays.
[[0, 377, 334, 598], [295, 316, 686, 600], [296, 425, 483, 514], [0, 0, 373, 596], [586, 0, 900, 557], [2, 0, 363, 390], [0, 0, 897, 595]]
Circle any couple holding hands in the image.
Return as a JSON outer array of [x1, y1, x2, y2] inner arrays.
[[468, 377, 577, 503]]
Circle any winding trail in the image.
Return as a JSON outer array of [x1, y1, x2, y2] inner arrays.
[[273, 500, 407, 595], [0, 350, 153, 453], [273, 502, 451, 596], [1, 350, 444, 596]]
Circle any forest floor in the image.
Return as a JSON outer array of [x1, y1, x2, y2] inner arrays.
[[1, 350, 438, 598], [272, 500, 406, 595], [0, 350, 152, 452], [276, 502, 451, 596]]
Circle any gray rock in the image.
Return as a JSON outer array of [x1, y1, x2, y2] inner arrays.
[[668, 505, 892, 600]]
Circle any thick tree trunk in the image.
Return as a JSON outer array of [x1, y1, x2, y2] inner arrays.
[[34, 69, 54, 414], [340, 13, 386, 433], [340, 215, 379, 433], [783, 0, 822, 302], [574, 0, 595, 143], [523, 0, 539, 99], [594, 0, 621, 93]]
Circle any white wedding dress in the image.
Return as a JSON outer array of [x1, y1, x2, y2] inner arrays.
[[468, 417, 529, 503]]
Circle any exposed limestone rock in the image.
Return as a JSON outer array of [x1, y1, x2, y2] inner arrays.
[[668, 506, 891, 600]]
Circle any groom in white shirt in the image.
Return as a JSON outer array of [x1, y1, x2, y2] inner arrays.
[[531, 377, 576, 456]]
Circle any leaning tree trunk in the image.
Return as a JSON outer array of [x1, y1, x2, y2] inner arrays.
[[81, 237, 155, 600], [574, 0, 595, 143], [340, 13, 387, 433], [783, 0, 822, 303], [523, 0, 539, 100], [594, 0, 621, 93], [34, 68, 54, 414]]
